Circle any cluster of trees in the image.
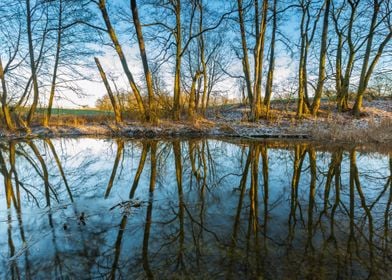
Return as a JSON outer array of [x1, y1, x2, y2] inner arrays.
[[0, 0, 96, 129], [0, 0, 391, 129]]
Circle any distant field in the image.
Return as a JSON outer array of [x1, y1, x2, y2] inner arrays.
[[36, 108, 114, 116]]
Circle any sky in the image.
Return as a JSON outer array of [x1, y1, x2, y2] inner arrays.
[[53, 0, 297, 109], [67, 49, 295, 109], [40, 0, 391, 109], [2, 0, 391, 109]]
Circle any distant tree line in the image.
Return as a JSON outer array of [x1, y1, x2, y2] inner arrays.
[[0, 0, 391, 129]]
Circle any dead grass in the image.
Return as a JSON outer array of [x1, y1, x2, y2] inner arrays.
[[0, 99, 391, 145], [36, 114, 112, 127], [310, 117, 392, 144]]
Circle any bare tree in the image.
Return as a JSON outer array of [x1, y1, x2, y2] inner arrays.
[[43, 0, 64, 126], [353, 0, 392, 116], [264, 0, 278, 115], [143, 0, 233, 120], [94, 57, 123, 124], [332, 0, 360, 111], [26, 0, 44, 125], [96, 0, 147, 120], [311, 0, 331, 115], [131, 0, 156, 122], [296, 0, 323, 117], [0, 57, 15, 130]]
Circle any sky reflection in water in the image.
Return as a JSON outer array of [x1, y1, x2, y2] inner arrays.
[[0, 138, 391, 279]]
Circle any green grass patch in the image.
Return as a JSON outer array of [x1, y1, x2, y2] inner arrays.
[[36, 108, 114, 116]]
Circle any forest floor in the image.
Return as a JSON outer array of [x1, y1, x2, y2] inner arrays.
[[1, 98, 391, 146]]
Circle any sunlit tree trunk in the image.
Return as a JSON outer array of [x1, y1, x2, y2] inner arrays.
[[297, 8, 308, 117], [0, 58, 15, 130], [252, 0, 268, 121], [353, 0, 392, 116], [237, 0, 254, 107], [26, 0, 40, 125], [94, 57, 123, 124], [311, 0, 331, 115], [98, 0, 146, 120], [44, 0, 63, 127], [16, 20, 48, 114], [188, 71, 202, 119], [335, 1, 358, 111], [173, 0, 182, 121], [264, 0, 277, 115], [297, 1, 321, 117], [131, 0, 156, 123], [199, 1, 208, 115], [334, 29, 343, 110]]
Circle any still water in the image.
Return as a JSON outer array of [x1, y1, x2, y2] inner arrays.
[[0, 138, 390, 279]]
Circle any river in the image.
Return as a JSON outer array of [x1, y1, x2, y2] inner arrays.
[[0, 138, 390, 279]]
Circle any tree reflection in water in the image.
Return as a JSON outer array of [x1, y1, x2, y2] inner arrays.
[[0, 138, 391, 279]]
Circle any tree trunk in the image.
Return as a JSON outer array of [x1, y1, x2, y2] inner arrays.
[[297, 1, 321, 117], [297, 8, 307, 118], [297, 48, 307, 117], [173, 0, 182, 121], [188, 71, 202, 119], [354, 31, 392, 116], [237, 0, 254, 106], [26, 0, 40, 125], [311, 0, 331, 115], [335, 31, 343, 110], [252, 0, 268, 121], [94, 57, 123, 124], [338, 50, 355, 111], [199, 2, 208, 116], [353, 0, 377, 117], [353, 0, 392, 116], [131, 0, 156, 123], [0, 58, 15, 130], [44, 0, 63, 127], [264, 0, 277, 115], [98, 0, 146, 120], [336, 1, 357, 112]]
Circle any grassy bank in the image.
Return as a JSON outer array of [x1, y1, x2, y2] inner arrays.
[[0, 100, 391, 146], [36, 107, 114, 116]]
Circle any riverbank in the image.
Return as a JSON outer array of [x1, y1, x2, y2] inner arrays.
[[1, 99, 391, 146]]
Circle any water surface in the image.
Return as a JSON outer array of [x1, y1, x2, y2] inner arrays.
[[0, 138, 391, 279]]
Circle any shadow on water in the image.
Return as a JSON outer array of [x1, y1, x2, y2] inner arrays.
[[0, 138, 391, 279]]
